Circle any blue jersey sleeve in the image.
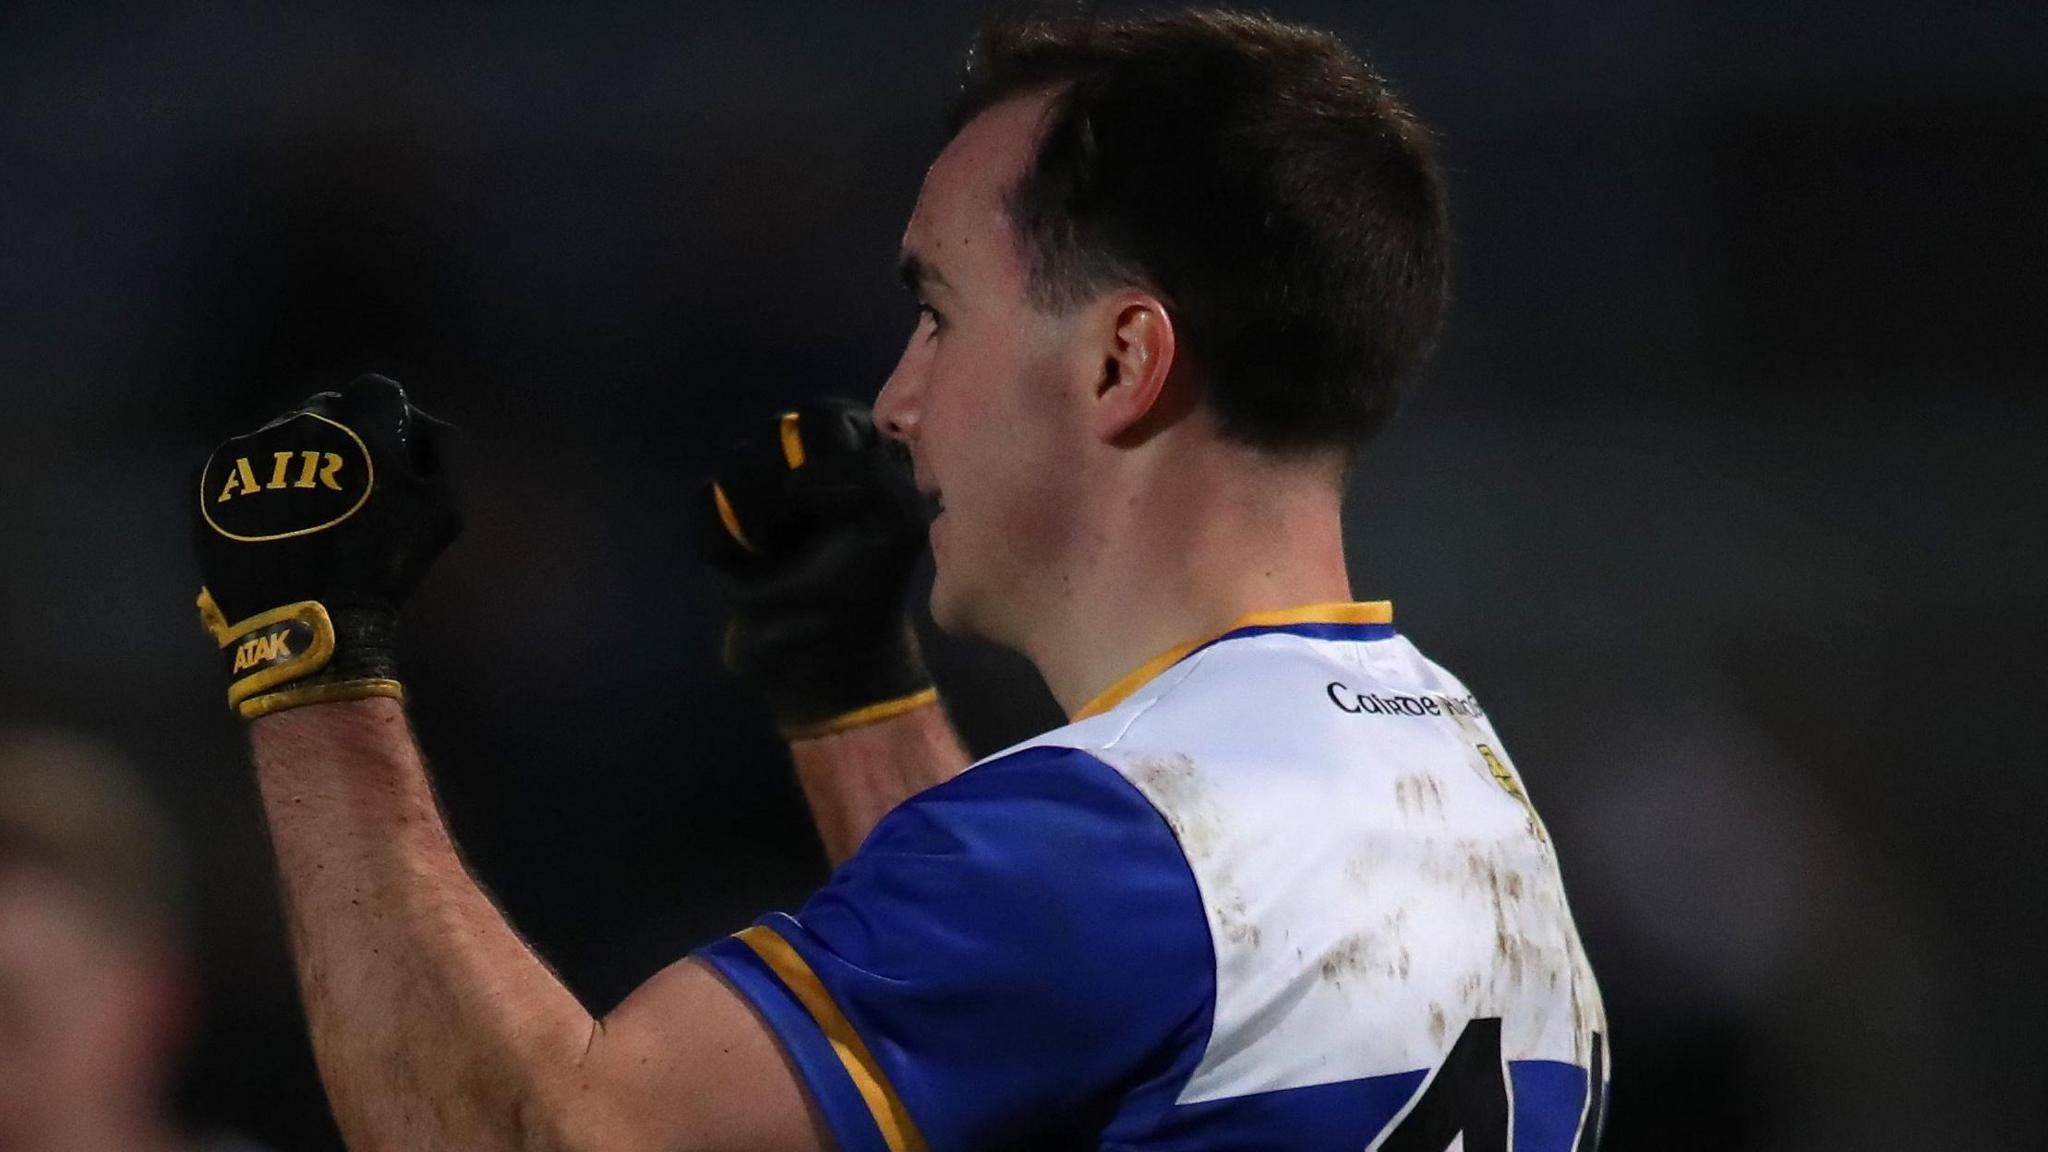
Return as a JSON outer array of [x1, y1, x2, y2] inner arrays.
[[695, 744, 1215, 1152]]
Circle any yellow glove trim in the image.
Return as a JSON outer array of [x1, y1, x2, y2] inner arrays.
[[781, 687, 939, 742], [711, 482, 761, 555], [778, 411, 806, 469], [198, 591, 403, 719], [238, 678, 405, 721], [196, 586, 233, 644], [211, 600, 338, 709]]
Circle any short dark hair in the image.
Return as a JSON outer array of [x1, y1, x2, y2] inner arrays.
[[950, 8, 1448, 457]]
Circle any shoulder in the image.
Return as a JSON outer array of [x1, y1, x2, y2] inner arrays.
[[857, 742, 1190, 889], [703, 748, 1220, 1150]]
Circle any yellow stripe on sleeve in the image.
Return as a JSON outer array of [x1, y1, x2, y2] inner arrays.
[[736, 925, 926, 1152]]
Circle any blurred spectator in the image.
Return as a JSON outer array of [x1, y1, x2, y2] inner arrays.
[[0, 729, 265, 1152]]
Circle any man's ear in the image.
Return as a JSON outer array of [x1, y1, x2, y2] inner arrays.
[[1090, 293, 1183, 445]]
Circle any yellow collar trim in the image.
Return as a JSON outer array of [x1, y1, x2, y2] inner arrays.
[[1070, 600, 1394, 722]]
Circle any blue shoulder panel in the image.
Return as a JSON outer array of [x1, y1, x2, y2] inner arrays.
[[695, 744, 1215, 1152]]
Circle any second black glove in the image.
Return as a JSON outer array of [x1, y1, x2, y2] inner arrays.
[[694, 399, 935, 740]]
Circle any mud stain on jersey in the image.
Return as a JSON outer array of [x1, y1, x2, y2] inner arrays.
[[1128, 754, 1222, 861], [1462, 846, 1533, 986], [1570, 971, 1590, 1059], [1445, 835, 1603, 1061], [1383, 906, 1413, 981], [1495, 929, 1527, 985], [1313, 911, 1412, 992], [1343, 853, 1372, 892], [1316, 933, 1367, 984], [1125, 754, 1262, 952], [1216, 890, 1261, 949], [1455, 972, 1483, 1009], [1393, 773, 1447, 821]]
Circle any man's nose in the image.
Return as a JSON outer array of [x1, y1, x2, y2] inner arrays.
[[874, 338, 925, 443]]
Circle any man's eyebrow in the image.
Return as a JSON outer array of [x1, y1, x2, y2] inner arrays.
[[897, 251, 949, 296]]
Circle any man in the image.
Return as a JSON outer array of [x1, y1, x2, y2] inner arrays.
[[190, 10, 1607, 1151], [0, 729, 265, 1152]]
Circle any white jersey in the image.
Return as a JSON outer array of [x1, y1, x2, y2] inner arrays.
[[702, 602, 1609, 1151]]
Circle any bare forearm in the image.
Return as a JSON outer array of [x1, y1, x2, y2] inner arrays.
[[788, 701, 970, 864], [249, 698, 592, 1151]]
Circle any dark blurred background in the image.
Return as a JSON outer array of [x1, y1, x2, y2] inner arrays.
[[2, 1, 2043, 1148]]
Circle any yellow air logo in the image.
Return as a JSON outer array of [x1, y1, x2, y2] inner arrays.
[[200, 411, 375, 541], [232, 630, 293, 672], [216, 450, 347, 501]]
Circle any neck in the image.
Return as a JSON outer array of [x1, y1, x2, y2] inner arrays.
[[1023, 450, 1354, 718]]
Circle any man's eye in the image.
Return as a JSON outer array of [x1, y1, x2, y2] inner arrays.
[[916, 302, 945, 335]]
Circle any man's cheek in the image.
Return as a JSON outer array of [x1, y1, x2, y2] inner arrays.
[[998, 455, 1081, 558]]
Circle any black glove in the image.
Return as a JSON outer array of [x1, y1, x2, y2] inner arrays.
[[193, 374, 460, 720], [694, 399, 935, 739]]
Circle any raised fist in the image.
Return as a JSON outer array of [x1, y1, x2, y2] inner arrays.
[[193, 374, 460, 719], [695, 398, 935, 739]]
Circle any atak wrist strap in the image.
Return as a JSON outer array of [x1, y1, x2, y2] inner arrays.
[[198, 588, 404, 720]]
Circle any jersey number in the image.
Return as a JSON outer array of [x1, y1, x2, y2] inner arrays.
[[1376, 1018, 1606, 1152]]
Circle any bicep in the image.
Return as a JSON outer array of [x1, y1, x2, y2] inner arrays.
[[575, 957, 831, 1152]]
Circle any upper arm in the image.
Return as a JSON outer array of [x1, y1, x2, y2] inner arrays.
[[565, 956, 833, 1152]]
